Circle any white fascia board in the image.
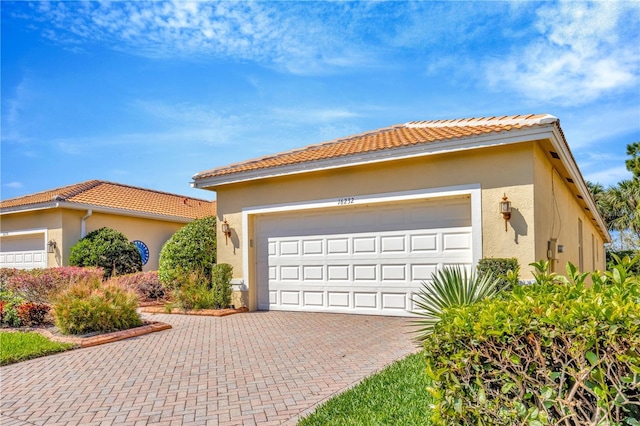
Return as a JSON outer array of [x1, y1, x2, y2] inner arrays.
[[546, 127, 612, 242], [1, 202, 193, 224], [0, 227, 48, 237], [192, 124, 558, 189], [0, 203, 60, 215]]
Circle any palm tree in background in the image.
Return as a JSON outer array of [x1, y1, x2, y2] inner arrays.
[[587, 143, 640, 250]]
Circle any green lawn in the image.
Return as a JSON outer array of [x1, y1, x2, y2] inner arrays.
[[298, 351, 433, 425], [0, 331, 76, 366]]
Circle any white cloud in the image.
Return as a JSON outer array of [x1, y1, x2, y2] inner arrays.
[[485, 1, 640, 106], [269, 107, 362, 124], [583, 165, 632, 187], [3, 181, 24, 189], [20, 1, 376, 75], [560, 106, 640, 149], [1, 77, 37, 144]]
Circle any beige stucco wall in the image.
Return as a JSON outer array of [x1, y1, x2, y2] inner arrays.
[[1, 208, 190, 272], [532, 144, 606, 273], [84, 213, 186, 271], [212, 142, 587, 308]]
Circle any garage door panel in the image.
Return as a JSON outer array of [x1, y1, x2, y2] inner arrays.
[[256, 198, 472, 316], [0, 232, 47, 270], [328, 292, 350, 307], [302, 265, 324, 281], [354, 292, 377, 309], [327, 238, 349, 254], [353, 237, 376, 253], [381, 235, 406, 253], [443, 232, 472, 250], [412, 264, 438, 280], [381, 264, 406, 281], [280, 266, 299, 280], [411, 234, 438, 251], [382, 293, 408, 310], [303, 240, 324, 255]]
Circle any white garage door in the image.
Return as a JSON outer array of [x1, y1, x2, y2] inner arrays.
[[256, 197, 473, 316], [0, 233, 47, 269]]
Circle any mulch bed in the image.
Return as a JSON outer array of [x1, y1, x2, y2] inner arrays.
[[140, 306, 249, 317]]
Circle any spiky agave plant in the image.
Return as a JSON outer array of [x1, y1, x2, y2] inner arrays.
[[411, 265, 501, 342]]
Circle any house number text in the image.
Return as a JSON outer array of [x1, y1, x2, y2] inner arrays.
[[337, 197, 355, 205]]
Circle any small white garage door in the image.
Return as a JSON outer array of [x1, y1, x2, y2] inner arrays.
[[0, 233, 47, 270], [256, 197, 473, 316]]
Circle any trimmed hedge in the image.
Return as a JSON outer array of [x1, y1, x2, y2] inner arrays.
[[69, 228, 142, 278], [211, 263, 233, 309], [423, 275, 640, 425], [476, 257, 519, 291], [159, 216, 217, 288]]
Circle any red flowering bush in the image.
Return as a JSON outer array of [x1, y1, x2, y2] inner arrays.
[[2, 267, 104, 304], [16, 302, 50, 327], [108, 271, 165, 302]]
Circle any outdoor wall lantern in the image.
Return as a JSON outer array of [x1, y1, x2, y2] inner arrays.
[[221, 219, 232, 245], [499, 194, 512, 232], [47, 240, 57, 253]]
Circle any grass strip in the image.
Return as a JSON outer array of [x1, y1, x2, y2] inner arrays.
[[0, 331, 75, 366], [298, 351, 432, 425]]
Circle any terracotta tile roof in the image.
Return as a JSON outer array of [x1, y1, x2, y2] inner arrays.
[[1, 180, 215, 220], [193, 114, 558, 181]]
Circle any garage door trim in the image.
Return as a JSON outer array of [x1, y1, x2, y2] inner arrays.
[[0, 228, 49, 269], [241, 184, 483, 302]]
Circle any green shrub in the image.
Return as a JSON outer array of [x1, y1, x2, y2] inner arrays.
[[109, 271, 164, 301], [412, 265, 500, 341], [158, 216, 216, 289], [172, 271, 216, 310], [477, 257, 519, 291], [69, 228, 142, 278], [52, 277, 141, 335], [211, 263, 233, 309], [423, 264, 640, 425]]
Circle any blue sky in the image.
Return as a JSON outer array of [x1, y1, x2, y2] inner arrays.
[[2, 1, 639, 201]]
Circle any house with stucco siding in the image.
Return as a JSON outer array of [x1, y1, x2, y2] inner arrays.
[[0, 180, 215, 271], [191, 114, 610, 317]]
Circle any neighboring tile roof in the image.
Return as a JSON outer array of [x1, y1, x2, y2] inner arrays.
[[193, 114, 558, 180], [1, 180, 215, 220]]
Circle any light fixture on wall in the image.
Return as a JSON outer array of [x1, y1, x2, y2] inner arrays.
[[221, 219, 232, 245], [499, 194, 512, 232], [47, 240, 57, 253]]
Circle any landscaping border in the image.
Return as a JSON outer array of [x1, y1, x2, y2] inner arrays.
[[33, 321, 172, 348], [140, 306, 249, 317]]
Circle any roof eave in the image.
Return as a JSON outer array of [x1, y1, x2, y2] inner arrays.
[[192, 125, 557, 189], [546, 124, 612, 243], [0, 202, 199, 223], [192, 122, 610, 242]]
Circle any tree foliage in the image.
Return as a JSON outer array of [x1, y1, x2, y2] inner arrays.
[[158, 216, 217, 288], [69, 228, 142, 278], [587, 142, 640, 250]]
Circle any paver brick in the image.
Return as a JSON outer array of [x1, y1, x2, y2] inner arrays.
[[1, 312, 416, 425]]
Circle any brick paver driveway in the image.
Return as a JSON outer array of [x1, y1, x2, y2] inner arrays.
[[1, 311, 418, 425]]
